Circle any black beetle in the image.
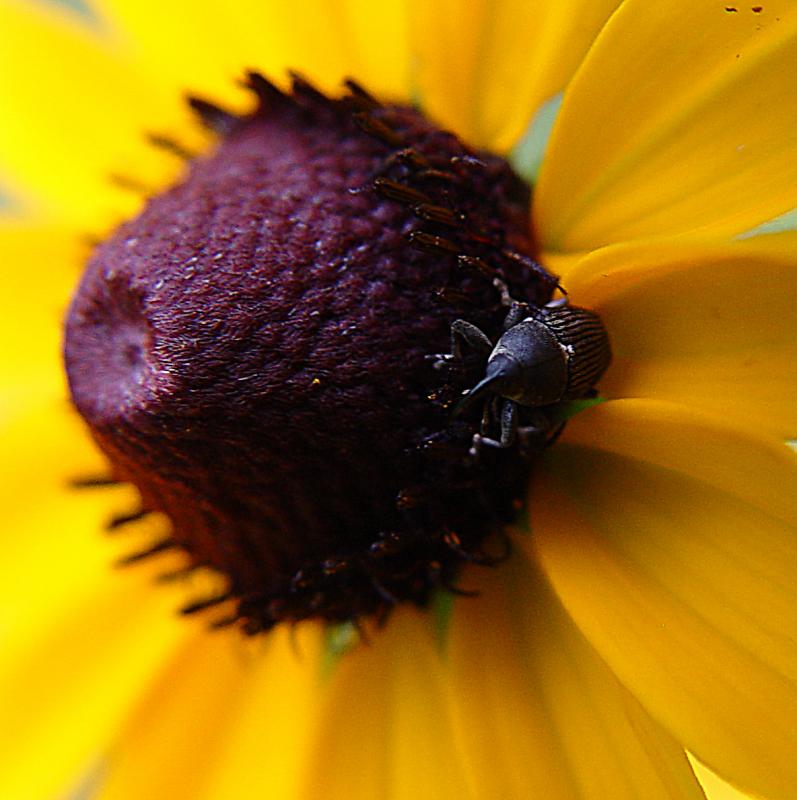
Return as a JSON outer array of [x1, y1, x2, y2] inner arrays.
[[438, 279, 611, 456]]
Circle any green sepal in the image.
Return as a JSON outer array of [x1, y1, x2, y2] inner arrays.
[[430, 588, 455, 656], [554, 395, 607, 422], [319, 620, 361, 681], [509, 92, 563, 185]]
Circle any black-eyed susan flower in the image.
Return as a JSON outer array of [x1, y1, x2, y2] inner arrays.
[[1, 1, 796, 799]]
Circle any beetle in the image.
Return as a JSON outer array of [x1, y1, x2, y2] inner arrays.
[[437, 278, 611, 456]]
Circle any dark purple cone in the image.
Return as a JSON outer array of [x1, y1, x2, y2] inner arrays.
[[64, 76, 558, 632]]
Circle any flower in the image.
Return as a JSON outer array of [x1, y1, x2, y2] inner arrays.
[[1, 1, 796, 799]]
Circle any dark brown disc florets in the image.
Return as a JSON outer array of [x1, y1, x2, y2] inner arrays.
[[64, 74, 559, 634]]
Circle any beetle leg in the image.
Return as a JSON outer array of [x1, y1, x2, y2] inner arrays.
[[493, 276, 522, 308], [479, 396, 500, 435], [502, 302, 528, 331], [426, 318, 492, 370], [499, 400, 518, 447], [515, 408, 560, 457], [469, 400, 517, 457], [469, 432, 502, 458], [493, 277, 531, 330], [450, 319, 493, 360]]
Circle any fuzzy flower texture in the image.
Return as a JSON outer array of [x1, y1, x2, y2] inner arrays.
[[2, 1, 797, 799]]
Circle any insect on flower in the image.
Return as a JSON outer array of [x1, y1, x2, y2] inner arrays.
[[435, 277, 611, 457]]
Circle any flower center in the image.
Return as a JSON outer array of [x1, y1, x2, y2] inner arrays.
[[64, 75, 604, 634]]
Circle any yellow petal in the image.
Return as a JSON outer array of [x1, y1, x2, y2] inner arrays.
[[0, 394, 190, 799], [298, 609, 474, 799], [535, 0, 797, 253], [298, 561, 704, 799], [532, 399, 797, 799], [199, 627, 325, 800], [407, 0, 622, 151], [0, 221, 88, 379], [0, 1, 198, 227], [93, 0, 411, 102], [444, 551, 706, 799], [95, 625, 324, 800], [341, 0, 412, 99], [93, 634, 241, 800], [560, 236, 797, 439], [691, 757, 762, 800]]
